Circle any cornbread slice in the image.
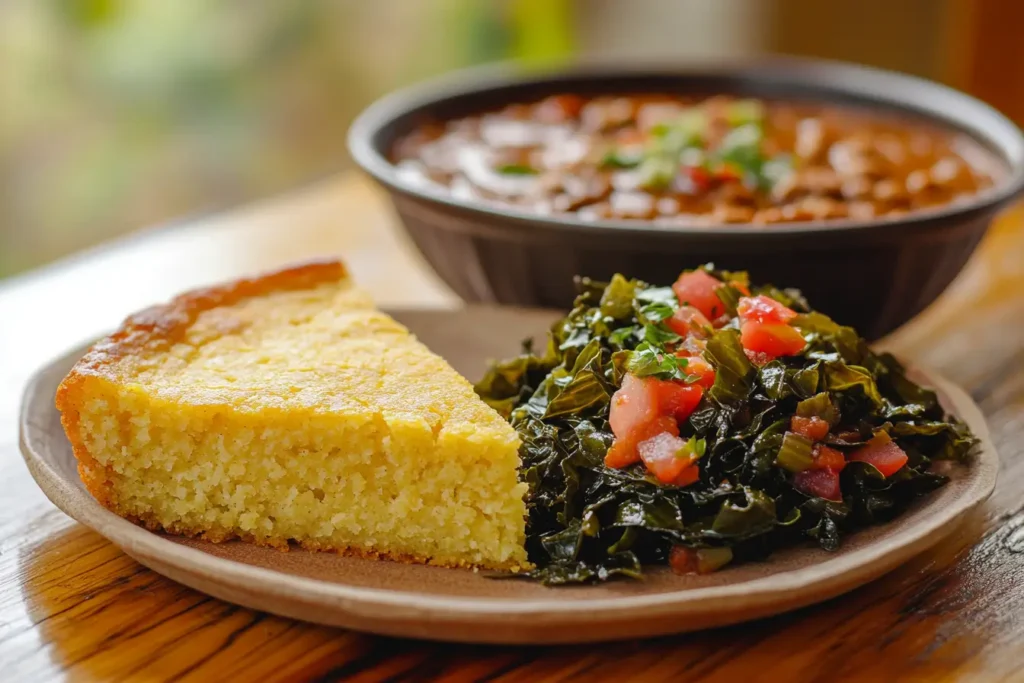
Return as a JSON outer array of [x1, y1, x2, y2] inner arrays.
[[56, 261, 528, 570]]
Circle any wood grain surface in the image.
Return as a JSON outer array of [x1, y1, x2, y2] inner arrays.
[[2, 173, 1024, 681]]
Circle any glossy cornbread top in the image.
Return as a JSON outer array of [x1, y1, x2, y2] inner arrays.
[[58, 261, 513, 436]]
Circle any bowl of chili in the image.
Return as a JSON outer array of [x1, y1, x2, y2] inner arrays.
[[348, 57, 1024, 338]]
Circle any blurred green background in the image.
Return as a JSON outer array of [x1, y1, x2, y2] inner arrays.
[[0, 0, 961, 279]]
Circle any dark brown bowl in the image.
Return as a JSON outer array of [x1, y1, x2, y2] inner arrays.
[[348, 58, 1024, 339]]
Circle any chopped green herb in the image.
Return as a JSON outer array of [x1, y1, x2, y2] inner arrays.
[[636, 155, 677, 191], [626, 341, 694, 381], [726, 99, 766, 127], [496, 163, 539, 175], [673, 109, 708, 144], [638, 301, 676, 324], [679, 146, 707, 168], [717, 123, 765, 177], [684, 436, 707, 460], [600, 147, 644, 169], [635, 286, 678, 306], [760, 154, 795, 189]]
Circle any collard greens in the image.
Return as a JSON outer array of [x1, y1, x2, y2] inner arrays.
[[475, 270, 976, 584]]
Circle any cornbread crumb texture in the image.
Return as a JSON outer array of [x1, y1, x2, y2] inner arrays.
[[57, 262, 528, 570]]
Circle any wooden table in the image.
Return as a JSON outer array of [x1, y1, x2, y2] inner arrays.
[[2, 173, 1023, 682]]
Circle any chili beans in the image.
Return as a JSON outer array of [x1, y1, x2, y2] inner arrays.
[[392, 94, 998, 225]]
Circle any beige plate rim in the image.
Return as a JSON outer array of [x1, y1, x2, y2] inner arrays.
[[18, 307, 999, 641]]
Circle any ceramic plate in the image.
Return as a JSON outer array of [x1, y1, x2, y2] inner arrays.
[[20, 307, 998, 644]]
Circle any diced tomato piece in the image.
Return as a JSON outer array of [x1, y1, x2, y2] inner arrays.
[[606, 372, 705, 469], [672, 270, 727, 320], [737, 295, 798, 324], [638, 432, 700, 485], [637, 415, 681, 440], [673, 463, 701, 487], [684, 165, 712, 193], [665, 305, 713, 338], [682, 356, 716, 390], [849, 432, 909, 477], [610, 373, 701, 440], [740, 321, 807, 358], [676, 336, 708, 357], [812, 445, 846, 471], [791, 415, 830, 441], [669, 546, 699, 575], [609, 374, 660, 441], [653, 381, 704, 422], [605, 415, 679, 469], [793, 467, 842, 501], [604, 438, 638, 469], [669, 545, 731, 574]]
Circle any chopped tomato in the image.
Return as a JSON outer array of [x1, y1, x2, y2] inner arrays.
[[637, 432, 700, 485], [682, 356, 716, 390], [609, 373, 702, 438], [603, 439, 639, 469], [669, 546, 732, 574], [672, 270, 726, 320], [676, 335, 708, 357], [684, 165, 712, 193], [606, 372, 704, 469], [848, 432, 909, 477], [609, 374, 660, 441], [812, 444, 846, 471], [604, 415, 679, 469], [665, 305, 713, 338], [740, 321, 807, 358], [673, 463, 701, 487], [653, 381, 704, 422], [737, 295, 798, 324], [794, 467, 842, 501], [791, 415, 830, 441], [669, 546, 699, 575]]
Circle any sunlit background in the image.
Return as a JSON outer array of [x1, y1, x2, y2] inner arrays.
[[1, 0, 1010, 279]]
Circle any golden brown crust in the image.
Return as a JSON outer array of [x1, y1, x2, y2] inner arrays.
[[55, 260, 350, 523], [60, 259, 348, 384]]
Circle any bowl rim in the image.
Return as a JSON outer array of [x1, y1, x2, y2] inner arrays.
[[348, 56, 1024, 239]]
